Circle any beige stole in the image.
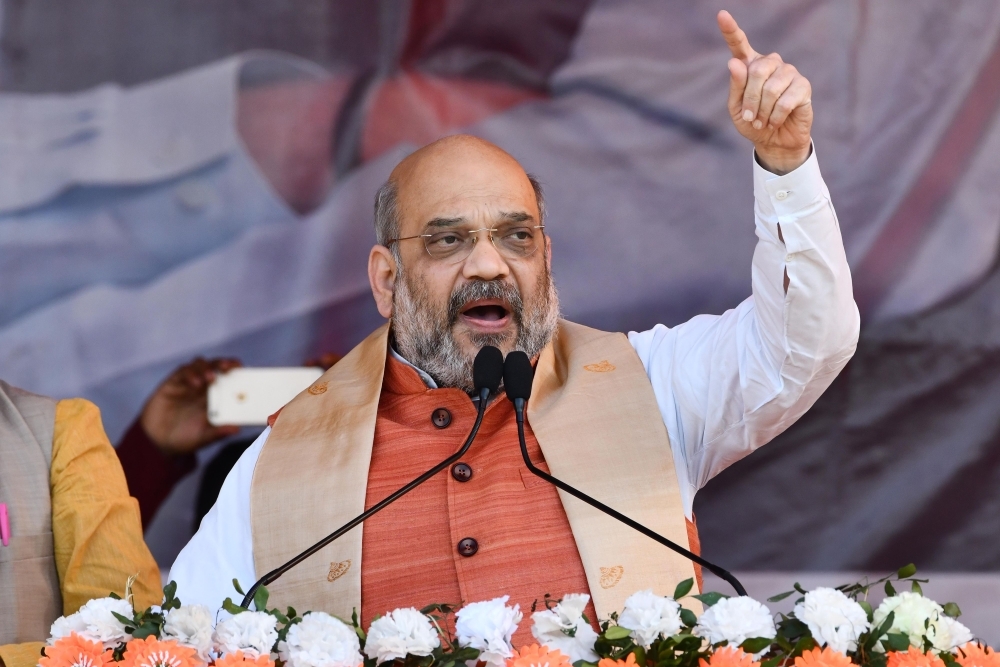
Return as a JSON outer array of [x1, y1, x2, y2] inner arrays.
[[251, 320, 699, 621]]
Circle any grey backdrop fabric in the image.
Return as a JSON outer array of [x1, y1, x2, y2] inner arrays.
[[3, 0, 1000, 570]]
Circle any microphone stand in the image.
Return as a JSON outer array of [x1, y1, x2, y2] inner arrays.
[[510, 397, 748, 597], [241, 384, 492, 609]]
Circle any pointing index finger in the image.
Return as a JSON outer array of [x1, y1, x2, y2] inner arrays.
[[717, 10, 757, 63]]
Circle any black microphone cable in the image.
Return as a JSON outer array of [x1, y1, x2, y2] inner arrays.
[[240, 345, 505, 608], [502, 350, 748, 597]]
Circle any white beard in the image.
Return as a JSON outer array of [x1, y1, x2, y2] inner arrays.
[[391, 269, 559, 393]]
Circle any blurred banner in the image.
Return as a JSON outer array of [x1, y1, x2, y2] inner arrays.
[[3, 0, 1000, 571]]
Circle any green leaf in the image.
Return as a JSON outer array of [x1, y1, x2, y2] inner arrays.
[[673, 578, 694, 600], [897, 564, 917, 579], [740, 638, 773, 655], [233, 578, 246, 595], [163, 580, 177, 602], [884, 580, 896, 597], [254, 586, 270, 613], [942, 602, 962, 619], [873, 612, 895, 640], [605, 626, 632, 641], [111, 611, 134, 626], [910, 581, 923, 595], [778, 619, 809, 640], [791, 636, 818, 657], [761, 659, 781, 667], [574, 662, 598, 667], [109, 592, 122, 600], [451, 648, 481, 662], [221, 597, 247, 615], [692, 592, 728, 607], [858, 600, 873, 620], [767, 591, 795, 603], [680, 609, 698, 628], [886, 634, 911, 652]]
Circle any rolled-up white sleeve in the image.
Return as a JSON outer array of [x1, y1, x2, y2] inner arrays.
[[629, 145, 860, 518]]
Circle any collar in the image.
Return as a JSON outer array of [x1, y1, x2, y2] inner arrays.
[[388, 345, 438, 389]]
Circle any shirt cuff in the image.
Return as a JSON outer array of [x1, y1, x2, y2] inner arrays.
[[752, 142, 828, 220]]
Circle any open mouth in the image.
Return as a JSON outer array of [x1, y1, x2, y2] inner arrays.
[[459, 299, 512, 329]]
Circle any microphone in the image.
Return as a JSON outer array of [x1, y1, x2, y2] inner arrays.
[[502, 351, 748, 597], [241, 345, 505, 608]]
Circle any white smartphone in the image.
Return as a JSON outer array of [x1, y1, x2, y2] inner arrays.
[[207, 367, 324, 426]]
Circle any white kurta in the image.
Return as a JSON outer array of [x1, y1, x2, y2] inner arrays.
[[169, 147, 860, 609]]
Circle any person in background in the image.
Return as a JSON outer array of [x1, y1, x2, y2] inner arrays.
[[116, 354, 342, 532], [0, 382, 160, 667]]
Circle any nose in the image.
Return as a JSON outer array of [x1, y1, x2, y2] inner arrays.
[[462, 231, 510, 281]]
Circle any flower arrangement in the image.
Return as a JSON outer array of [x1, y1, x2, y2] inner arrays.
[[38, 565, 995, 667]]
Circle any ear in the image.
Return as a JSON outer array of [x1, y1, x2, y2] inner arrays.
[[369, 245, 398, 319], [544, 234, 553, 272]]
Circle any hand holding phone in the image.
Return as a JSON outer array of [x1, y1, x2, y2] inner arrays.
[[208, 367, 324, 426]]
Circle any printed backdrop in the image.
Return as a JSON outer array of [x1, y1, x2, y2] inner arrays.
[[3, 0, 1000, 571]]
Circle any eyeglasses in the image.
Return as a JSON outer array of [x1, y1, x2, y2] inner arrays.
[[386, 224, 545, 264]]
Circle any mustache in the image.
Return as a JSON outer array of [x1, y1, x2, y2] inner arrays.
[[447, 280, 524, 327]]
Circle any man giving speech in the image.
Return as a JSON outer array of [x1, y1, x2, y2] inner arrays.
[[170, 11, 859, 642]]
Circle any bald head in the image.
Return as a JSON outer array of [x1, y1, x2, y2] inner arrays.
[[373, 135, 544, 247], [367, 135, 558, 392]]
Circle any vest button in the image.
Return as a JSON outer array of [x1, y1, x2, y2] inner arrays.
[[451, 462, 473, 482], [457, 537, 479, 557], [431, 408, 452, 429]]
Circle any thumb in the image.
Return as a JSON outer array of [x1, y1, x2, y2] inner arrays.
[[727, 58, 748, 117]]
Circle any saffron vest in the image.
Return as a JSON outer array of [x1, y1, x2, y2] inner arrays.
[[0, 380, 61, 643], [251, 320, 699, 620]]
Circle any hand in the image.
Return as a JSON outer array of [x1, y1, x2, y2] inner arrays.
[[140, 357, 242, 457], [718, 10, 813, 174]]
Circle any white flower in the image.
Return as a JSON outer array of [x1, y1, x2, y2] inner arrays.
[[793, 588, 870, 654], [163, 605, 215, 661], [364, 608, 440, 664], [932, 616, 974, 653], [213, 611, 279, 659], [617, 590, 684, 648], [531, 594, 599, 662], [49, 597, 134, 649], [278, 612, 363, 667], [695, 597, 776, 658], [872, 591, 972, 651], [873, 592, 971, 653], [455, 596, 523, 667]]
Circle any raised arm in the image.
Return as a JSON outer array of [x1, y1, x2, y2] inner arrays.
[[629, 11, 860, 517]]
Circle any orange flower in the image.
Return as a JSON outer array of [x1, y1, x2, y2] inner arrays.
[[119, 636, 203, 667], [698, 646, 760, 667], [794, 647, 856, 667], [956, 644, 1000, 667], [214, 651, 275, 667], [507, 645, 572, 667], [598, 653, 640, 667], [886, 649, 946, 667], [40, 633, 115, 667]]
